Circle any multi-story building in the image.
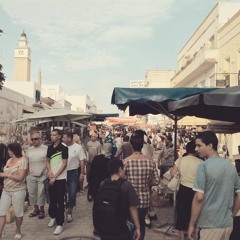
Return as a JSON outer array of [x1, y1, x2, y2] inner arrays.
[[217, 10, 240, 87], [170, 3, 240, 156], [145, 70, 175, 88], [41, 83, 73, 109], [65, 94, 97, 113], [171, 2, 240, 88]]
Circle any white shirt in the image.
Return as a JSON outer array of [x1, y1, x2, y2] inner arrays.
[[67, 143, 86, 171], [115, 137, 122, 149], [142, 143, 153, 160], [175, 155, 202, 188], [26, 144, 48, 177]]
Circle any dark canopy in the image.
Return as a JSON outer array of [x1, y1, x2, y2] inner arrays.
[[91, 113, 119, 122], [168, 86, 240, 123], [207, 121, 240, 134], [111, 87, 216, 118]]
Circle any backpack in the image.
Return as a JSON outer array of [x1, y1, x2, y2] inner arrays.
[[92, 178, 128, 238]]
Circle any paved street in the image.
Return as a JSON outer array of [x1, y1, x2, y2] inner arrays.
[[2, 190, 178, 240], [2, 150, 179, 240]]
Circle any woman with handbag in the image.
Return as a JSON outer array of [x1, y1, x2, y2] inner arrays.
[[0, 143, 27, 240], [170, 140, 202, 240]]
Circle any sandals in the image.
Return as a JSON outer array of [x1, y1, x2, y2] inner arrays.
[[38, 211, 45, 219], [29, 209, 39, 217]]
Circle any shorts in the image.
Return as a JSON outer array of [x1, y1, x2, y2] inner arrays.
[[0, 189, 26, 217], [199, 227, 233, 240]]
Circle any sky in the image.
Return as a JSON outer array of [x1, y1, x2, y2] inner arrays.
[[0, 0, 238, 113]]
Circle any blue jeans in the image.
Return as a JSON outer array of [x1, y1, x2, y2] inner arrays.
[[67, 169, 78, 208]]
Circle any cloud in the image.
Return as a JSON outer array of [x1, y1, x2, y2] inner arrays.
[[1, 0, 176, 70]]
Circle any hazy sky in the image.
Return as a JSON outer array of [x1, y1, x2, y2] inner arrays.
[[0, 1, 237, 113]]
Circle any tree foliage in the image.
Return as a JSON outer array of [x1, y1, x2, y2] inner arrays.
[[0, 29, 5, 90]]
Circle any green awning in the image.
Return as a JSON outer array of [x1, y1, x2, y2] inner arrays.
[[111, 87, 216, 119], [169, 86, 240, 122]]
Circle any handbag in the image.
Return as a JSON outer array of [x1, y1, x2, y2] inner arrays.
[[167, 157, 182, 191], [167, 172, 180, 191]]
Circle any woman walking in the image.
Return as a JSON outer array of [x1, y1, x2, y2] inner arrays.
[[170, 140, 202, 240], [0, 143, 27, 239]]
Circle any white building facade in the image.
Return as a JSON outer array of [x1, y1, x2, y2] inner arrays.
[[65, 94, 97, 113], [171, 2, 240, 88], [0, 86, 35, 143], [170, 2, 240, 157], [145, 70, 175, 88]]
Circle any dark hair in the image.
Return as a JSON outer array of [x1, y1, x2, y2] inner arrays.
[[133, 130, 144, 139], [186, 140, 196, 155], [166, 135, 172, 142], [130, 135, 143, 152], [52, 129, 62, 136], [195, 131, 218, 151], [107, 159, 123, 175], [7, 143, 23, 158], [123, 135, 130, 142], [63, 131, 73, 139]]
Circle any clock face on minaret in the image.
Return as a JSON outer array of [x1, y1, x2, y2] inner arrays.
[[18, 50, 24, 55]]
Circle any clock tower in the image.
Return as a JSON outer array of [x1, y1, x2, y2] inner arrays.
[[14, 31, 31, 81]]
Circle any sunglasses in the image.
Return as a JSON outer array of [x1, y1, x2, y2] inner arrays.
[[31, 138, 40, 141]]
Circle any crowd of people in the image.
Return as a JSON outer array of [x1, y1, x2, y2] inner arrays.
[[0, 128, 239, 240]]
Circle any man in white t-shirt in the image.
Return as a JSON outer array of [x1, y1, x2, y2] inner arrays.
[[62, 132, 86, 222], [26, 132, 47, 219]]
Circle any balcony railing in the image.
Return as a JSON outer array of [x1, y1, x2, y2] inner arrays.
[[171, 45, 218, 87]]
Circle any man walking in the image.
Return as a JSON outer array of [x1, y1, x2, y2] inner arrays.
[[114, 135, 133, 160], [93, 159, 141, 240], [26, 132, 47, 219], [158, 135, 174, 179], [188, 131, 240, 240], [86, 133, 102, 183], [124, 131, 160, 240], [62, 131, 86, 222], [47, 129, 68, 235]]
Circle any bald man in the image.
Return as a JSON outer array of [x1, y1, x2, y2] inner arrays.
[[86, 133, 102, 185]]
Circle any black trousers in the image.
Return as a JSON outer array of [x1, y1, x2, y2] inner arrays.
[[48, 179, 66, 226], [138, 208, 148, 240], [230, 216, 240, 240]]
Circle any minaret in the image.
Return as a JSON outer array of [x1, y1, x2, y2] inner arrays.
[[14, 31, 31, 81], [38, 67, 42, 86]]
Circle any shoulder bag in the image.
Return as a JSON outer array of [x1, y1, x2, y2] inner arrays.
[[167, 157, 182, 191]]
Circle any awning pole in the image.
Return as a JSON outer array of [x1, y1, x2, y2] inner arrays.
[[174, 116, 178, 161]]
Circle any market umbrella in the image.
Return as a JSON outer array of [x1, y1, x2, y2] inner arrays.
[[206, 121, 240, 134], [111, 87, 216, 117], [111, 87, 217, 158], [168, 86, 240, 123], [14, 109, 92, 126]]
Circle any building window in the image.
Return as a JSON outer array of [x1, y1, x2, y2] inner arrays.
[[35, 90, 41, 102]]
